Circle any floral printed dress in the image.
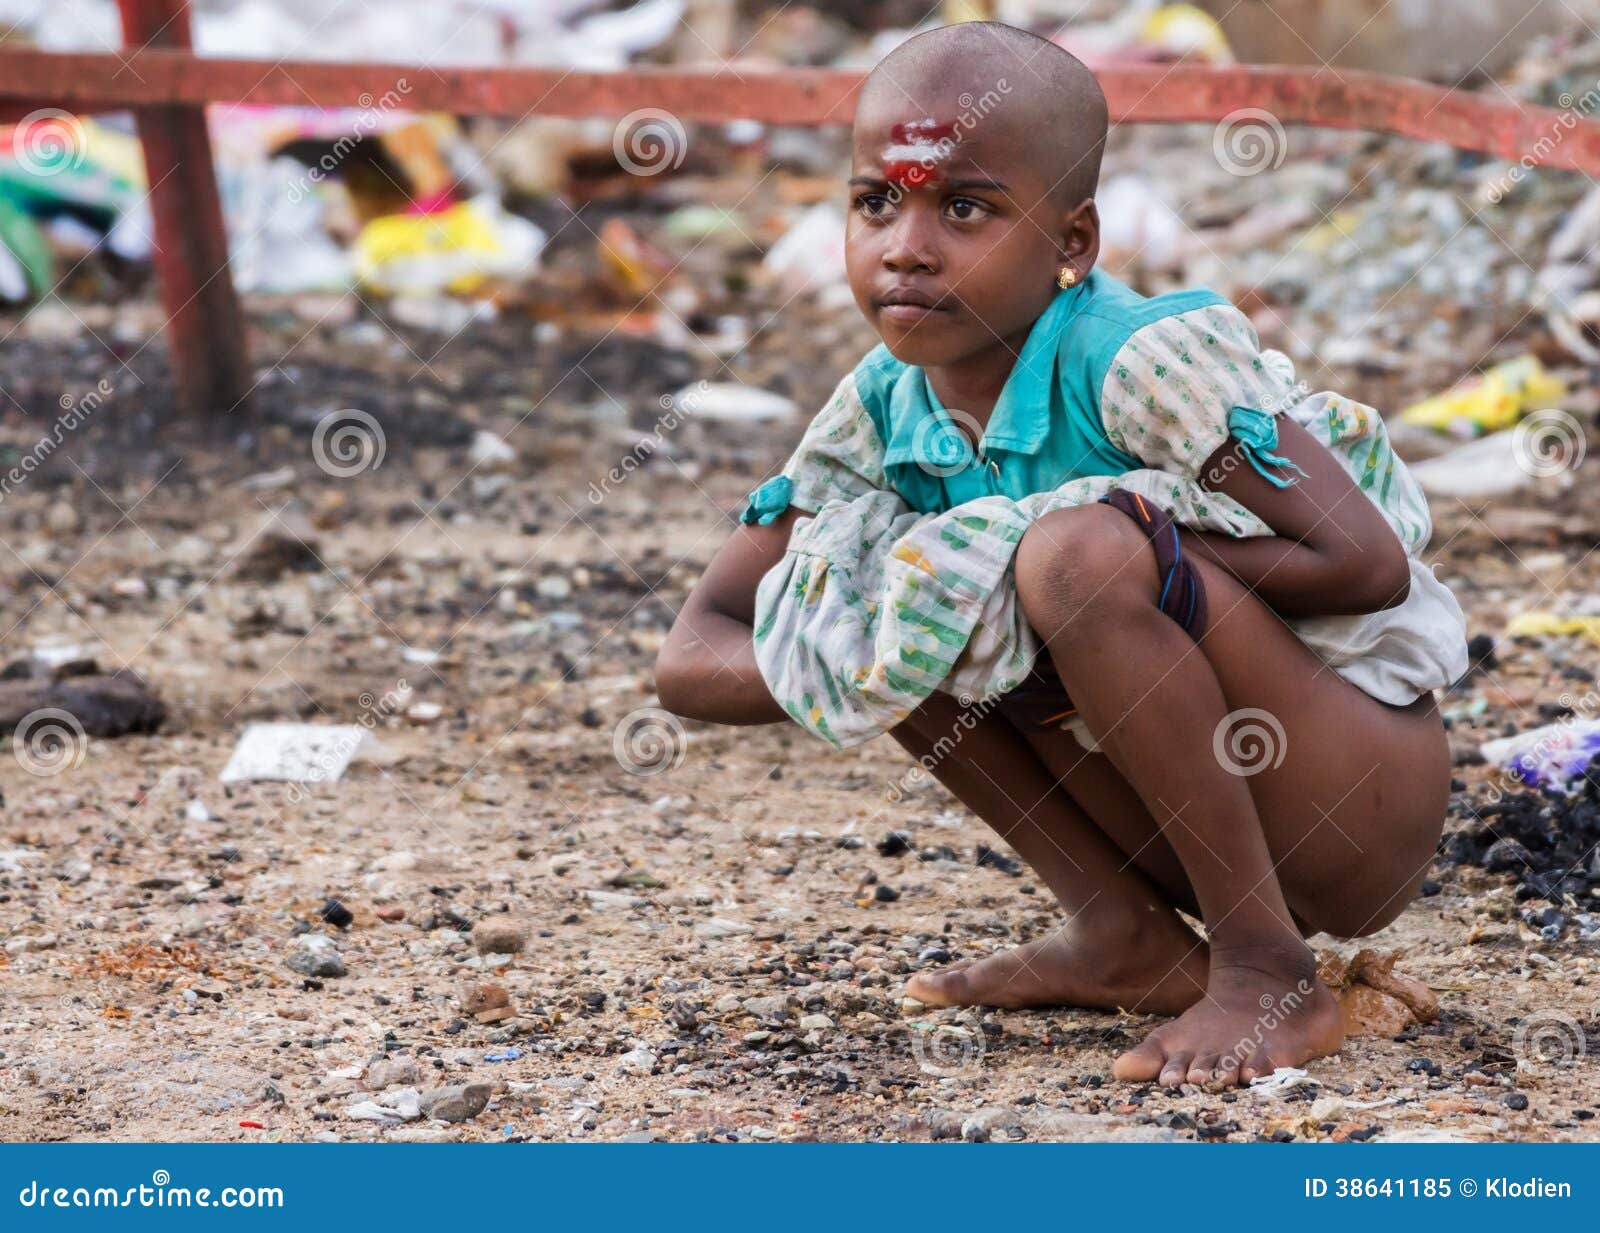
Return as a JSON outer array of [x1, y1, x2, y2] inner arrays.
[[739, 269, 1468, 749]]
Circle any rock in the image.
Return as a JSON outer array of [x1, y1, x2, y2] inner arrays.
[[798, 1013, 834, 1032], [0, 670, 165, 740], [364, 1058, 424, 1091], [286, 933, 346, 978], [231, 511, 322, 583], [462, 982, 512, 1015], [319, 897, 354, 929], [469, 430, 517, 470], [375, 906, 405, 922], [347, 1088, 421, 1122], [741, 994, 792, 1022], [45, 500, 81, 536], [473, 920, 527, 955], [617, 1047, 657, 1072], [698, 917, 753, 939], [420, 1083, 491, 1123]]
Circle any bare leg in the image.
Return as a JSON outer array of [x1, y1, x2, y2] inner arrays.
[[889, 693, 1207, 1013], [1008, 505, 1450, 1086]]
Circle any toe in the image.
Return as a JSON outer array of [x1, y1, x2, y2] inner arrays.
[[1112, 1034, 1168, 1082], [1239, 1046, 1275, 1085], [1159, 1050, 1195, 1089], [904, 963, 975, 1007], [1187, 1052, 1221, 1087], [1212, 1050, 1243, 1089]]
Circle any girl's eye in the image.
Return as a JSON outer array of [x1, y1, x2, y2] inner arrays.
[[944, 197, 990, 222], [854, 192, 896, 220]]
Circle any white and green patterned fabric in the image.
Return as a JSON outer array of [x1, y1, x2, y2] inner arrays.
[[741, 273, 1468, 748]]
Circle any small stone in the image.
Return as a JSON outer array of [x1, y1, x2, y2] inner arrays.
[[286, 933, 346, 978], [741, 994, 792, 1022], [375, 906, 405, 922], [1504, 1091, 1530, 1111], [473, 920, 527, 955], [420, 1083, 491, 1123], [318, 897, 354, 929], [798, 1013, 834, 1032], [462, 983, 512, 1015], [742, 1031, 772, 1046], [698, 917, 753, 939], [45, 500, 82, 536], [364, 1058, 423, 1091], [618, 1047, 657, 1072]]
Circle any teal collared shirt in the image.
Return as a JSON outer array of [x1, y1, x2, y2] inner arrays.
[[853, 268, 1229, 515]]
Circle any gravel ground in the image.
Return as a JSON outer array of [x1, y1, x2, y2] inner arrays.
[[1, 211, 1599, 1141]]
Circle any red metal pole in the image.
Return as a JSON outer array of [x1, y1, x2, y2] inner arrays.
[[117, 0, 251, 418]]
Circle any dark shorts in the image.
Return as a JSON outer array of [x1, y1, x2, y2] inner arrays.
[[992, 659, 1077, 730]]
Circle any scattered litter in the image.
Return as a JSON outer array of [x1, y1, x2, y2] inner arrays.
[[483, 1048, 522, 1063], [218, 723, 378, 785], [1505, 611, 1600, 646], [1480, 719, 1600, 793], [354, 197, 545, 297], [347, 1088, 421, 1123], [1400, 356, 1567, 437], [1247, 1067, 1318, 1097], [1409, 431, 1538, 499]]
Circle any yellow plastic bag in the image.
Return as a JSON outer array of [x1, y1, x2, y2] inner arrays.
[[353, 197, 544, 297], [1400, 355, 1567, 436], [1505, 611, 1600, 645]]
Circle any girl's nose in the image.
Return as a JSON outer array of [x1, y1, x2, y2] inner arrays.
[[881, 209, 941, 275]]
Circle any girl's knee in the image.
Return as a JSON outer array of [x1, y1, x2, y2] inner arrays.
[[1015, 504, 1149, 634]]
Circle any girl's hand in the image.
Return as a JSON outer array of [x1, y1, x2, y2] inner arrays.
[[1183, 416, 1410, 620], [654, 507, 803, 724]]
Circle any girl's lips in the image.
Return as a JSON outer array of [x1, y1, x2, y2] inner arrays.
[[879, 301, 947, 324]]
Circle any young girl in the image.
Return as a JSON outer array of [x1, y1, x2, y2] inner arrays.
[[655, 22, 1468, 1088]]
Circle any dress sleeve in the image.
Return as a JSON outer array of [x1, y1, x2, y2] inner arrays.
[[740, 370, 887, 525], [1098, 303, 1309, 489]]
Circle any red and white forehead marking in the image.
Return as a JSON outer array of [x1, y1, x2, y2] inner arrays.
[[881, 119, 959, 189]]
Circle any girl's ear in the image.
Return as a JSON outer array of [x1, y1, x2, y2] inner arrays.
[[1058, 198, 1101, 275]]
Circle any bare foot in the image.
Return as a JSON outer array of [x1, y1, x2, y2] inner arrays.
[[903, 906, 1208, 1015], [1112, 946, 1345, 1088]]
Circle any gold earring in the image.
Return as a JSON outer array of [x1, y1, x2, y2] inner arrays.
[[1057, 267, 1077, 289]]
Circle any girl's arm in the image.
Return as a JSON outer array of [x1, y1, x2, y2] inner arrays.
[[1182, 415, 1411, 619], [654, 508, 803, 725]]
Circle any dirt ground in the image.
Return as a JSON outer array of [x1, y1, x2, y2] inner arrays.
[[0, 280, 1596, 1145]]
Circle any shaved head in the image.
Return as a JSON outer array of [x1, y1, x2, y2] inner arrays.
[[859, 21, 1108, 206]]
